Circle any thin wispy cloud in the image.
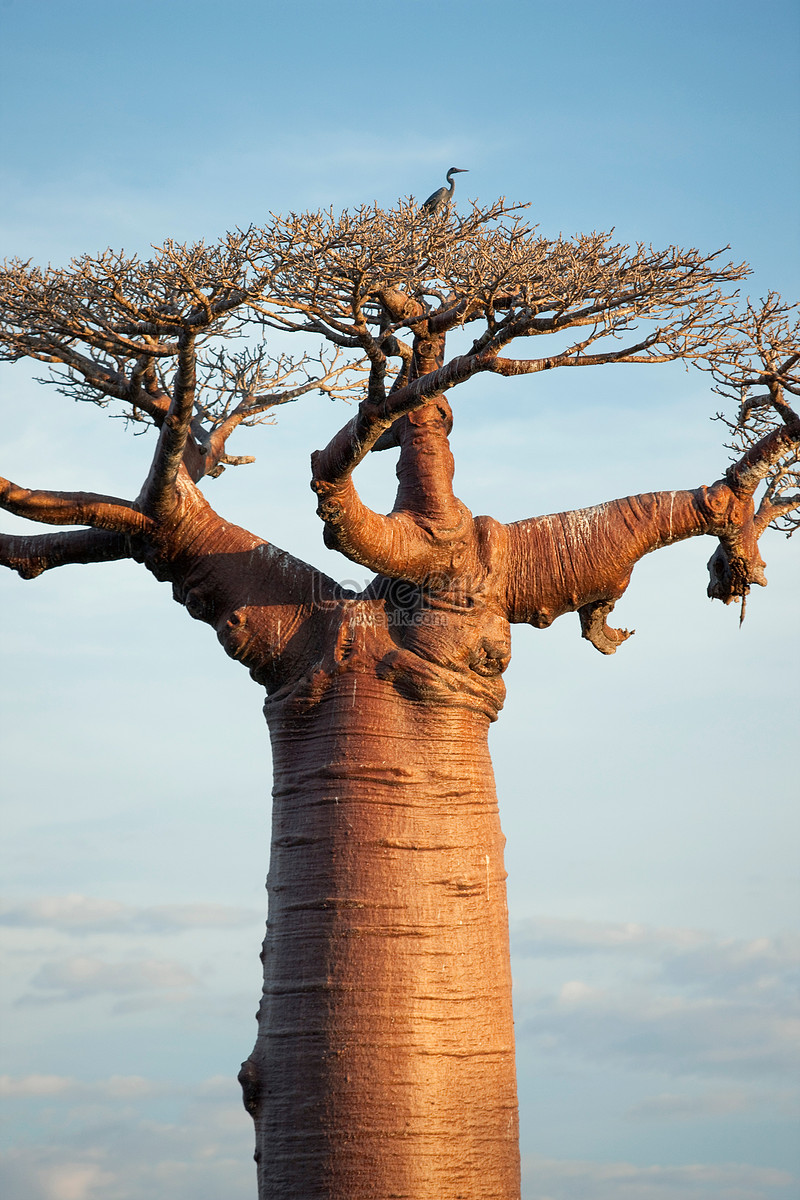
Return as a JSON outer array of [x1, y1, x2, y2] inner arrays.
[[1, 1132, 795, 1200], [0, 1072, 232, 1100], [512, 916, 800, 1001], [519, 985, 799, 1079], [512, 915, 710, 957], [0, 895, 260, 935], [511, 917, 800, 1082], [521, 1154, 797, 1200], [625, 1089, 750, 1120], [20, 956, 199, 1008], [0, 1100, 254, 1200]]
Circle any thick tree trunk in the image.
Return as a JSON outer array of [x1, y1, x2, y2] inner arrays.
[[239, 607, 520, 1199], [3, 204, 796, 1200], [105, 427, 762, 1200]]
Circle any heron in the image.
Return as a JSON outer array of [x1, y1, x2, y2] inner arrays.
[[421, 167, 468, 214]]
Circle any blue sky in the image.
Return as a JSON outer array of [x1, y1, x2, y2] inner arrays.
[[1, 2, 798, 1198]]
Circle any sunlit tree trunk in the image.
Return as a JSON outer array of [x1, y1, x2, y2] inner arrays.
[[243, 667, 519, 1198], [2, 205, 795, 1200]]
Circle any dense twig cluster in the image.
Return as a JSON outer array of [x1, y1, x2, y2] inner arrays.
[[0, 235, 361, 476], [0, 198, 798, 587], [707, 296, 800, 536], [244, 200, 752, 398], [0, 199, 753, 468]]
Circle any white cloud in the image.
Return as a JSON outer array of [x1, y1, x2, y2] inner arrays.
[[2, 1138, 795, 1200], [625, 1090, 750, 1120], [0, 1102, 254, 1200], [0, 1145, 247, 1200], [2, 1112, 795, 1200], [511, 915, 709, 957], [23, 956, 198, 1004], [521, 1154, 797, 1200], [0, 895, 260, 935], [518, 984, 799, 1080], [512, 916, 800, 1005], [511, 917, 800, 1083], [0, 1073, 230, 1102], [558, 979, 601, 1004], [0, 1152, 116, 1200], [661, 937, 800, 1000], [0, 1074, 74, 1097], [36, 1163, 114, 1200]]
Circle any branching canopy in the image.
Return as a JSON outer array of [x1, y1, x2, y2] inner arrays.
[[0, 198, 761, 468], [1, 197, 798, 620], [706, 294, 800, 537]]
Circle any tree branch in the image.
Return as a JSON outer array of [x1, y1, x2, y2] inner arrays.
[[723, 415, 800, 500], [309, 386, 437, 581], [141, 330, 197, 516], [0, 477, 153, 535], [0, 528, 130, 578], [502, 483, 761, 653]]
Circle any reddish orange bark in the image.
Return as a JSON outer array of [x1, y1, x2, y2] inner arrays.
[[2, 212, 796, 1199], [250, 684, 517, 1197], [0, 426, 782, 1198], [0, 380, 779, 1200], [67, 397, 759, 1199]]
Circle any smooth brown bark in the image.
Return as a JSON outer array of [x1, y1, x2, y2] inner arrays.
[[249, 664, 518, 1199], [83, 417, 761, 1198], [1, 390, 781, 1199], [3, 215, 796, 1200], [1, 380, 782, 1200]]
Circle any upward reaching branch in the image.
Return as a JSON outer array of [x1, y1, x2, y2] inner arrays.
[[705, 296, 800, 541], [141, 329, 197, 517]]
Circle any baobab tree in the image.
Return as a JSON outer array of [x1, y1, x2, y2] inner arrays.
[[1, 198, 798, 1200]]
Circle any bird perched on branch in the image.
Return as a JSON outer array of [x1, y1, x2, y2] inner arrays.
[[421, 167, 468, 214]]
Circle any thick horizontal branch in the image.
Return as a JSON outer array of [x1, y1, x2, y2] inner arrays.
[[0, 477, 153, 535], [503, 482, 760, 651], [0, 528, 130, 578]]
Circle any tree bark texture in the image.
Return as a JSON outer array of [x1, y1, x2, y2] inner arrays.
[[2, 206, 796, 1200], [152, 458, 523, 1197], [103, 404, 758, 1199], [250, 669, 518, 1198], [1, 399, 768, 1199]]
